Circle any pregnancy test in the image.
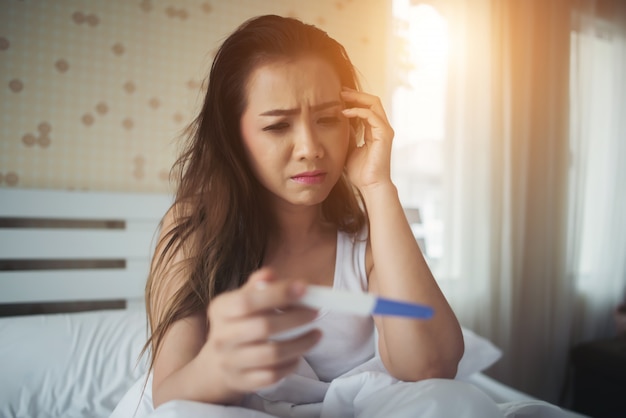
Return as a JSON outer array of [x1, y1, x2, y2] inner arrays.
[[299, 285, 434, 320]]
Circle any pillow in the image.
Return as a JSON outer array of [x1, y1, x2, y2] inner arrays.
[[456, 327, 502, 378], [0, 309, 148, 418]]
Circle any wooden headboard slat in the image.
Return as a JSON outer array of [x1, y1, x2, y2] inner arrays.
[[0, 300, 127, 317], [0, 188, 171, 312], [0, 259, 126, 271], [0, 217, 126, 229], [0, 229, 158, 259], [0, 265, 150, 303], [0, 189, 171, 220]]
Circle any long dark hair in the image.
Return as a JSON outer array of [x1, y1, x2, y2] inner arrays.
[[144, 14, 366, 369]]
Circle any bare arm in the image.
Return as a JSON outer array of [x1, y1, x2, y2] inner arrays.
[[342, 87, 463, 381], [149, 209, 240, 406], [364, 183, 463, 381]]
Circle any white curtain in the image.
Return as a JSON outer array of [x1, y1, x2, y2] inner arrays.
[[437, 0, 626, 404], [568, 0, 626, 342]]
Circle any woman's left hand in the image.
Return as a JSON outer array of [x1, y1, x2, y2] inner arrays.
[[341, 87, 394, 191]]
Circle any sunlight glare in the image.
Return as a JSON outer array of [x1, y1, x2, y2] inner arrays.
[[391, 1, 449, 144]]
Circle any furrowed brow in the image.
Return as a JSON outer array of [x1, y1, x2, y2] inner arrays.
[[259, 100, 342, 117]]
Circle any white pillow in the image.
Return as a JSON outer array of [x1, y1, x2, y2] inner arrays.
[[456, 327, 502, 378], [0, 309, 148, 418]]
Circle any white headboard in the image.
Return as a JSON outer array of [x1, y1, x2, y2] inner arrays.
[[0, 188, 172, 313]]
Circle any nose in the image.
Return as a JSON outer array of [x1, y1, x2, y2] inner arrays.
[[293, 121, 323, 160]]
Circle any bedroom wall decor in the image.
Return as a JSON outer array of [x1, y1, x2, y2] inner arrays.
[[0, 0, 388, 192]]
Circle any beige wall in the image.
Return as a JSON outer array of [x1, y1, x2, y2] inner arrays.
[[0, 0, 390, 193]]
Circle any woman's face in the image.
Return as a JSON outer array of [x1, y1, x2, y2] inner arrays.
[[240, 55, 350, 209]]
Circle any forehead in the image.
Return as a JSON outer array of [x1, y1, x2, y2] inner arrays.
[[244, 55, 342, 112]]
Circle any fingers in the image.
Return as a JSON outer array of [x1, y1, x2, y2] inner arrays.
[[341, 88, 394, 144], [226, 328, 321, 370], [205, 269, 322, 392], [210, 269, 308, 320], [227, 357, 300, 392], [209, 267, 319, 346], [244, 361, 299, 391], [246, 265, 277, 287], [219, 329, 321, 391], [340, 87, 390, 122], [341, 107, 390, 134], [215, 306, 319, 346]]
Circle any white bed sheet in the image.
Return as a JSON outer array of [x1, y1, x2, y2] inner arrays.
[[463, 374, 590, 418], [0, 308, 148, 418], [0, 307, 585, 418]]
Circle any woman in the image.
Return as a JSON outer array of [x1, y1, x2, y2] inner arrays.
[[111, 14, 501, 418]]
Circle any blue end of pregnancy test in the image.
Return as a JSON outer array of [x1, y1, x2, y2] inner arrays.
[[298, 285, 434, 320], [373, 297, 434, 319]]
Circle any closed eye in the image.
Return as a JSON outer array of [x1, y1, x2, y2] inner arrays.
[[263, 122, 290, 131]]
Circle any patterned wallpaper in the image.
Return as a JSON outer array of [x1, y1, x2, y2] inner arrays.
[[0, 0, 390, 192]]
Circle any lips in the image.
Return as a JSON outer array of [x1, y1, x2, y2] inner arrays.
[[291, 170, 327, 185]]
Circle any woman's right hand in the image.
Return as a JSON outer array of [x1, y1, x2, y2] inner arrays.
[[199, 267, 321, 398]]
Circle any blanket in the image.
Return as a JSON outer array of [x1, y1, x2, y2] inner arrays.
[[113, 357, 568, 418]]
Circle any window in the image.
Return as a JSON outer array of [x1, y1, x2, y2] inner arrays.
[[569, 25, 624, 293], [389, 0, 449, 274]]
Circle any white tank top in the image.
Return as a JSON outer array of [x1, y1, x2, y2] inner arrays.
[[303, 228, 375, 382]]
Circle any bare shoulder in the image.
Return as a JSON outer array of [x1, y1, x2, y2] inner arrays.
[[149, 201, 198, 326], [150, 202, 207, 386]]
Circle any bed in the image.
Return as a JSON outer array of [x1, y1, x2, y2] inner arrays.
[[0, 188, 587, 418]]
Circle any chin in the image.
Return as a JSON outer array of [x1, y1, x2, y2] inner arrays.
[[283, 190, 332, 207]]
